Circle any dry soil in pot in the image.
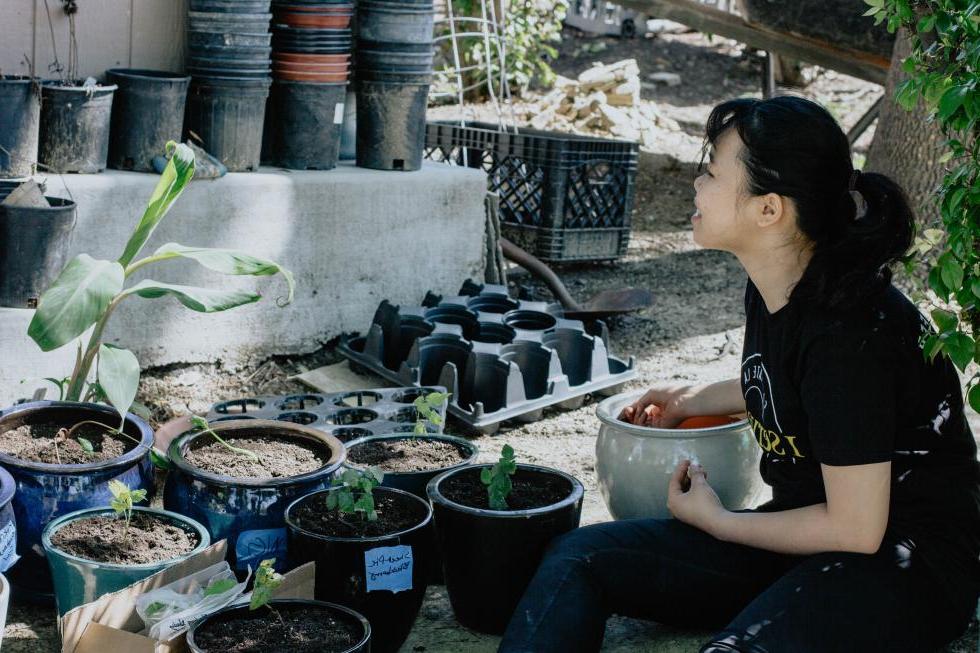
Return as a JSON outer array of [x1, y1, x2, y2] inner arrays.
[[290, 491, 427, 538], [183, 435, 326, 478], [193, 605, 362, 653], [346, 438, 468, 473], [49, 513, 200, 564], [0, 422, 137, 464], [441, 467, 570, 510]]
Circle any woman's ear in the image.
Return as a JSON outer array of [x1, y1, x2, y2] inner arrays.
[[755, 192, 786, 228]]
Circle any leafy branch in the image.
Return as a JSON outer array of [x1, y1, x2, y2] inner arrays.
[[481, 444, 517, 510], [326, 467, 384, 522]]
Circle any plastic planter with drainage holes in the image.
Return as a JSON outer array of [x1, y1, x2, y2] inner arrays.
[[162, 419, 344, 571], [0, 401, 154, 604], [426, 463, 584, 634]]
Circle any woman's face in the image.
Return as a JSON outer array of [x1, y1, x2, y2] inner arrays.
[[691, 128, 754, 253]]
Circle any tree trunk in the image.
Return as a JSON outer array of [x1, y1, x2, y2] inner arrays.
[[865, 27, 947, 224]]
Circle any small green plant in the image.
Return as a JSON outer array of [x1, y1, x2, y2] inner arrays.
[[412, 390, 450, 436], [481, 444, 517, 510], [27, 141, 293, 433], [326, 467, 384, 522], [108, 479, 147, 540], [189, 415, 260, 463], [249, 558, 290, 632]]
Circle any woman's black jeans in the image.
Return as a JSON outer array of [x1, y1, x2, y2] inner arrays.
[[497, 518, 975, 653]]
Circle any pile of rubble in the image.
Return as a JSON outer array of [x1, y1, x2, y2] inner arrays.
[[519, 59, 680, 149]]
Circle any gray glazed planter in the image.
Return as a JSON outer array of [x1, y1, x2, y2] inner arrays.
[[42, 506, 211, 617], [595, 389, 766, 520]]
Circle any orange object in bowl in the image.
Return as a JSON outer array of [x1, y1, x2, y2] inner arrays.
[[676, 415, 740, 429]]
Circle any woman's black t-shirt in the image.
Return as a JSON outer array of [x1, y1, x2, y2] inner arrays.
[[742, 278, 980, 597]]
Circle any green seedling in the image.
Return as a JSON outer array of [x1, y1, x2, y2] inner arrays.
[[481, 444, 517, 510], [412, 390, 450, 436], [108, 480, 147, 540], [326, 467, 384, 522], [189, 415, 260, 463], [50, 418, 171, 471], [249, 558, 291, 632]]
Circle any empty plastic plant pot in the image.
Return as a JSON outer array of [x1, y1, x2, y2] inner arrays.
[[188, 30, 273, 47], [0, 196, 76, 308], [266, 80, 345, 169], [415, 333, 472, 386], [426, 463, 584, 634], [38, 82, 117, 173], [106, 69, 190, 172], [0, 76, 40, 177], [504, 308, 558, 333], [472, 322, 516, 345], [356, 1, 434, 44], [285, 486, 434, 653], [184, 76, 271, 172], [355, 79, 429, 171], [424, 305, 479, 339], [42, 506, 210, 616]]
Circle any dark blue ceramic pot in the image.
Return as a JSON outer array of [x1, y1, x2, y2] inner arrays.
[[163, 419, 345, 572], [0, 401, 153, 604], [0, 467, 18, 576]]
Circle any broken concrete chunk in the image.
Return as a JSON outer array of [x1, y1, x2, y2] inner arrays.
[[647, 72, 682, 87], [1, 180, 49, 208]]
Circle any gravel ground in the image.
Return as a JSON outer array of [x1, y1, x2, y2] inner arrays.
[[5, 25, 976, 653]]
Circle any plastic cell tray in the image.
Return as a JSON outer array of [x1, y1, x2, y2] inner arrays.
[[338, 280, 637, 434], [205, 386, 448, 442]]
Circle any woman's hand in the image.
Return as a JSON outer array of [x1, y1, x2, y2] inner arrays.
[[667, 460, 728, 536], [619, 384, 700, 428]]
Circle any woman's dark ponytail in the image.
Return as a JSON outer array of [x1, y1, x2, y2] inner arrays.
[[704, 96, 916, 311]]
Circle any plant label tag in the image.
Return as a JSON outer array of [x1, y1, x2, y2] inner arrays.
[[364, 544, 413, 593], [334, 103, 345, 125], [0, 520, 17, 572]]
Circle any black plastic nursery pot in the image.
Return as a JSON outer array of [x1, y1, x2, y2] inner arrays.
[[355, 79, 430, 171], [163, 419, 345, 573], [0, 76, 41, 177], [188, 599, 371, 653], [0, 196, 76, 308], [190, 0, 272, 12], [427, 463, 584, 634], [0, 401, 155, 604], [188, 30, 273, 48], [38, 82, 117, 174], [105, 69, 190, 172], [356, 1, 435, 46], [343, 433, 479, 498], [285, 486, 433, 653], [184, 76, 271, 172], [266, 80, 346, 170]]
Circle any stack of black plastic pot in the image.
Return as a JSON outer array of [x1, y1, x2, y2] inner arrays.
[[354, 0, 434, 171], [266, 0, 354, 169], [185, 0, 273, 172]]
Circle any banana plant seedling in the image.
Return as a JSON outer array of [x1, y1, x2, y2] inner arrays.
[[326, 467, 384, 522], [27, 141, 293, 437], [481, 444, 517, 510], [189, 415, 260, 463], [108, 480, 147, 541], [412, 390, 450, 436]]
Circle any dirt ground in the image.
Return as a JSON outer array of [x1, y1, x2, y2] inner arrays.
[[5, 25, 977, 653]]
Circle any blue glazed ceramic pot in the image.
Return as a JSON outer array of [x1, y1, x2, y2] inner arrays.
[[0, 401, 153, 604], [42, 506, 210, 616], [163, 419, 345, 572]]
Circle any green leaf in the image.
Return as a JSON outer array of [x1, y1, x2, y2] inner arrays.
[[28, 255, 125, 351], [151, 243, 295, 306], [150, 448, 173, 470], [931, 308, 959, 333], [480, 467, 492, 484], [124, 280, 260, 313], [98, 344, 140, 423], [249, 559, 282, 611], [940, 255, 965, 291], [108, 479, 127, 499], [204, 578, 237, 596], [968, 384, 980, 414], [131, 488, 147, 504], [929, 266, 949, 301], [118, 142, 195, 267], [938, 85, 970, 121], [946, 332, 976, 372], [77, 437, 94, 454], [425, 391, 451, 407]]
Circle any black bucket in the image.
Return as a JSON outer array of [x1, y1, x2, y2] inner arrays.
[[106, 69, 190, 172], [355, 79, 429, 171], [356, 2, 434, 45], [184, 76, 271, 172], [355, 48, 434, 70], [38, 82, 116, 174], [267, 80, 346, 170], [0, 197, 76, 308], [0, 77, 41, 178]]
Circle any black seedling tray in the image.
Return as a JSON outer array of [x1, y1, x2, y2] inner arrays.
[[205, 385, 449, 442], [338, 280, 636, 434]]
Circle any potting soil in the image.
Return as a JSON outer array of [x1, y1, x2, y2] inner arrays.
[[0, 422, 134, 464], [193, 606, 362, 653], [49, 513, 199, 565], [347, 438, 468, 473], [291, 492, 427, 538], [184, 435, 327, 478], [441, 468, 570, 511]]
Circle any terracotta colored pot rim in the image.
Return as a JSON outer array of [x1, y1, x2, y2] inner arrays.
[[274, 71, 349, 81], [274, 53, 350, 62]]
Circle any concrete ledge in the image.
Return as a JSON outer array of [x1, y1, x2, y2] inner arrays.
[[0, 162, 487, 403]]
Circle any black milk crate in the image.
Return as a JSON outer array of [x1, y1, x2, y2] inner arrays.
[[424, 121, 640, 263]]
